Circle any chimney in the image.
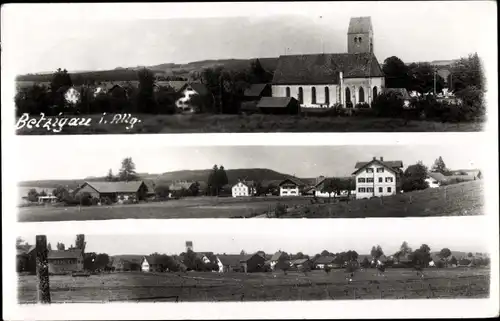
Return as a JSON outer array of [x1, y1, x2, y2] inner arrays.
[[380, 157, 384, 161]]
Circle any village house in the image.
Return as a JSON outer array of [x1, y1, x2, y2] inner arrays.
[[426, 169, 480, 188], [141, 255, 174, 272], [47, 249, 84, 274], [175, 83, 211, 113], [278, 178, 305, 197], [290, 258, 313, 271], [268, 251, 288, 270], [256, 97, 300, 114], [231, 180, 256, 197], [271, 17, 384, 109], [313, 177, 352, 198], [16, 244, 36, 273], [425, 172, 443, 188], [244, 83, 272, 100], [73, 181, 149, 202], [217, 253, 266, 273], [352, 157, 403, 199], [313, 256, 337, 269]]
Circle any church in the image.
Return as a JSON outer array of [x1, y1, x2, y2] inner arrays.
[[271, 17, 385, 108]]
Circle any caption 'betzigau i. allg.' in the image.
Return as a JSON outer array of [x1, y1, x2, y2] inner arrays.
[[16, 113, 142, 133]]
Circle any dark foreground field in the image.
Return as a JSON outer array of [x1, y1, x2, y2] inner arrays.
[[16, 113, 483, 135], [18, 267, 490, 303], [18, 181, 483, 222]]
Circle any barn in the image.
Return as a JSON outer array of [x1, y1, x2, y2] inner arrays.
[[73, 181, 149, 202], [47, 249, 84, 274]]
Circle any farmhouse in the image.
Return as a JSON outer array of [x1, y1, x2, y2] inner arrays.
[[16, 244, 36, 273], [244, 83, 272, 100], [352, 157, 403, 199], [256, 97, 300, 114], [168, 181, 196, 192], [141, 255, 173, 272], [231, 180, 256, 197], [290, 258, 313, 270], [313, 177, 352, 198], [313, 256, 337, 269], [279, 178, 305, 197], [217, 253, 266, 273], [268, 251, 288, 270], [47, 249, 84, 274], [271, 17, 384, 109], [74, 181, 149, 202], [425, 172, 444, 188]]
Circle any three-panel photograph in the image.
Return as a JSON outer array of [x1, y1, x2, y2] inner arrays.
[[2, 1, 499, 320]]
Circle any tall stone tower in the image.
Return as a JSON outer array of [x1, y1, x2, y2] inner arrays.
[[347, 17, 373, 54], [186, 241, 193, 252]]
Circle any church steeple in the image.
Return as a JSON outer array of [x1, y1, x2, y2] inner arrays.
[[347, 17, 373, 54]]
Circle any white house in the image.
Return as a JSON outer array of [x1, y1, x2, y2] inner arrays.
[[231, 181, 256, 197], [141, 257, 151, 272], [352, 157, 403, 200], [175, 83, 210, 113], [278, 178, 304, 197], [268, 251, 287, 270], [425, 172, 443, 188], [271, 17, 385, 109]]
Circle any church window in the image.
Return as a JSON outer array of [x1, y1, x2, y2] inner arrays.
[[358, 37, 362, 43], [373, 86, 378, 99], [286, 87, 290, 97], [298, 87, 303, 104], [359, 87, 365, 103], [311, 87, 316, 104], [324, 87, 330, 105], [345, 87, 351, 107]]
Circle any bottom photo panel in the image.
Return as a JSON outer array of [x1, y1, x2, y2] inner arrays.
[[15, 218, 493, 304]]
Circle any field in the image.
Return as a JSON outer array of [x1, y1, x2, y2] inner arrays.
[[283, 180, 484, 218], [17, 181, 484, 222], [17, 267, 490, 303], [15, 113, 483, 135]]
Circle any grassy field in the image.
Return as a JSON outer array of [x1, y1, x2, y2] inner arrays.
[[17, 181, 484, 222], [283, 180, 484, 218], [17, 196, 311, 222], [17, 267, 490, 303], [15, 113, 483, 135]]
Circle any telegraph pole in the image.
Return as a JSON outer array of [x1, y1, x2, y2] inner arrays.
[[36, 235, 51, 304], [433, 68, 437, 96]]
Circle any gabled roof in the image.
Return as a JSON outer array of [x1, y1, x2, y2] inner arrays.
[[348, 17, 373, 34], [272, 53, 383, 85], [427, 172, 447, 182], [233, 180, 255, 188], [165, 81, 189, 92], [168, 181, 195, 191], [353, 159, 403, 175], [257, 97, 297, 108], [16, 245, 36, 256], [217, 254, 244, 267], [291, 258, 310, 265], [270, 251, 286, 261], [48, 249, 82, 260], [188, 83, 210, 96], [314, 256, 336, 264], [244, 84, 269, 97], [143, 255, 172, 266], [279, 177, 305, 187], [385, 88, 411, 100], [82, 181, 146, 194]]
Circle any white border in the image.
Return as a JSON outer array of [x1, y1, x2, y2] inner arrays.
[[2, 1, 499, 320]]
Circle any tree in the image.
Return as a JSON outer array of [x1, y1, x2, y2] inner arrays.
[[53, 186, 69, 202], [207, 165, 219, 196], [371, 91, 404, 117], [294, 252, 305, 259], [16, 237, 25, 247], [118, 157, 138, 181], [411, 244, 432, 267], [320, 250, 331, 257], [47, 243, 52, 251], [189, 181, 201, 197], [467, 252, 473, 258], [27, 188, 39, 203], [439, 248, 452, 262], [383, 56, 411, 89], [431, 157, 449, 175], [450, 256, 458, 265], [136, 68, 157, 113], [56, 242, 66, 250], [361, 257, 371, 268], [249, 58, 272, 84], [402, 161, 429, 192], [216, 166, 229, 190], [450, 53, 484, 92], [50, 68, 73, 92], [400, 241, 412, 255], [321, 179, 336, 203], [75, 234, 86, 253], [105, 169, 115, 182], [370, 245, 384, 260], [240, 250, 247, 255], [408, 62, 445, 95]]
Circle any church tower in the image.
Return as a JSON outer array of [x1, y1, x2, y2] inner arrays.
[[347, 17, 373, 54]]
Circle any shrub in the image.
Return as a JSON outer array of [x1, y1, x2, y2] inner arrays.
[[275, 203, 287, 218], [435, 260, 446, 268], [371, 92, 404, 117], [355, 102, 370, 109]]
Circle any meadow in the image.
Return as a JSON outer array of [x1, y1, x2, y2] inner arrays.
[[15, 113, 482, 135], [17, 181, 483, 222], [17, 267, 490, 303]]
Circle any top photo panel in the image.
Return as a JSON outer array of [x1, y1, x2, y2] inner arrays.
[[6, 2, 495, 135]]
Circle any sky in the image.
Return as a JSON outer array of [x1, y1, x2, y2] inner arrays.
[[16, 217, 489, 256], [3, 2, 494, 74], [15, 140, 483, 182]]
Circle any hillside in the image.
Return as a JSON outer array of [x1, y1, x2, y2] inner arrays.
[[18, 167, 297, 189], [16, 57, 279, 82]]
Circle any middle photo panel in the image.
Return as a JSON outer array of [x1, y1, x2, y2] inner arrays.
[[17, 141, 484, 222]]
